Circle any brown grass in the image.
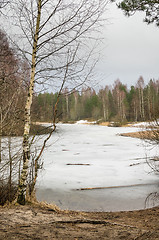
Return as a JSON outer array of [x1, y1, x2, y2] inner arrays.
[[99, 122, 110, 126], [120, 130, 159, 140]]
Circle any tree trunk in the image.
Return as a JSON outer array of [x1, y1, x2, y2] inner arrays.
[[17, 0, 41, 205], [141, 89, 145, 120], [0, 111, 2, 163], [66, 94, 69, 119], [102, 95, 106, 121], [74, 92, 78, 118], [8, 137, 12, 202], [147, 85, 152, 120]]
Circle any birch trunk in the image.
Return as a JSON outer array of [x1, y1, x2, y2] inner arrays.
[[17, 0, 41, 205], [74, 93, 78, 116], [8, 137, 12, 202], [147, 85, 152, 120], [0, 111, 2, 163], [102, 95, 106, 121], [141, 89, 145, 120], [66, 94, 69, 119]]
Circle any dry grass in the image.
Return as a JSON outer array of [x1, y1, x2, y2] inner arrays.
[[99, 122, 110, 126], [120, 130, 159, 141], [0, 181, 17, 206], [29, 199, 61, 212]]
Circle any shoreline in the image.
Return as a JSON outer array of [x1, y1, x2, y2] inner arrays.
[[0, 203, 159, 239], [1, 121, 159, 239]]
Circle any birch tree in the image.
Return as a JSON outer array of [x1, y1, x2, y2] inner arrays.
[[3, 0, 107, 204], [136, 76, 145, 120]]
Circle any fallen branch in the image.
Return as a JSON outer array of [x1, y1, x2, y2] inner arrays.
[[75, 182, 157, 191], [51, 219, 148, 231]]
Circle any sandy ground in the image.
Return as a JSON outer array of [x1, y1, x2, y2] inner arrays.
[[0, 204, 159, 240]]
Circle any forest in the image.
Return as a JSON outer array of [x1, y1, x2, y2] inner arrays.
[[1, 27, 159, 136], [32, 77, 159, 124]]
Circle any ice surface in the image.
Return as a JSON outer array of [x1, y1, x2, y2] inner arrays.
[[132, 121, 158, 128], [36, 124, 159, 211]]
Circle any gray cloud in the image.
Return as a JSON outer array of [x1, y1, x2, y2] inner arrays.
[[96, 3, 159, 87]]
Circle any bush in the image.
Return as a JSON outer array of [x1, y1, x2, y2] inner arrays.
[[0, 180, 17, 205]]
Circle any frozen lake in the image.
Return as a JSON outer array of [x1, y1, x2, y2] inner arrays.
[[36, 123, 159, 212]]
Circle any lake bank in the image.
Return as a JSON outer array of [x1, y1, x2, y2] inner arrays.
[[1, 122, 159, 239], [0, 204, 159, 239]]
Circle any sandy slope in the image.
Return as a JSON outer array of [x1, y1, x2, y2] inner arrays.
[[0, 204, 159, 240]]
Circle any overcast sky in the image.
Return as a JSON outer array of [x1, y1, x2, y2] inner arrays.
[[96, 2, 159, 88], [2, 2, 158, 90]]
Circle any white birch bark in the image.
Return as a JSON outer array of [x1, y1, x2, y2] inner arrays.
[[17, 0, 42, 205], [0, 111, 2, 163]]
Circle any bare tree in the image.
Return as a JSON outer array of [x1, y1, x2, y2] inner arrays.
[[0, 29, 29, 205], [143, 120, 159, 172], [0, 1, 9, 9], [0, 0, 10, 16], [0, 29, 27, 163], [2, 0, 107, 204], [136, 76, 145, 121]]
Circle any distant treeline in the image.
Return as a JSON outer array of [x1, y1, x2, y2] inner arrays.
[[32, 77, 159, 123], [0, 28, 158, 130]]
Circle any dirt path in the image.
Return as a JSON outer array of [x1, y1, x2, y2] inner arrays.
[[0, 204, 159, 239]]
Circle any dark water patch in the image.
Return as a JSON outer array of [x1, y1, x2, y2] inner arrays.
[[66, 163, 91, 166], [101, 144, 114, 147], [36, 183, 159, 212]]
